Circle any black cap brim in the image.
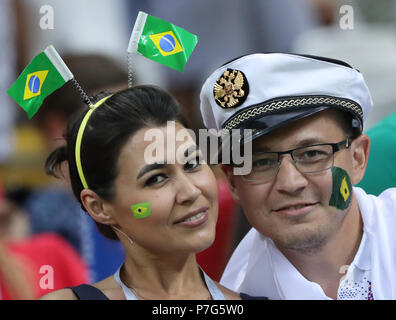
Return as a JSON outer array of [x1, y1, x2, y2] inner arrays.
[[239, 106, 330, 144]]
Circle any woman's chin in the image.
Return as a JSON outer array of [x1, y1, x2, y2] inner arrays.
[[192, 234, 216, 254]]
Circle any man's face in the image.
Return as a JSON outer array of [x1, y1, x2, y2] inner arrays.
[[224, 110, 368, 252]]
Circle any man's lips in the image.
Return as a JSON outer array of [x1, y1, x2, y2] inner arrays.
[[273, 202, 319, 212], [272, 202, 319, 217]]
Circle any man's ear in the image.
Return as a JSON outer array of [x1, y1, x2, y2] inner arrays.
[[80, 189, 117, 226], [350, 134, 370, 185], [220, 164, 241, 202]]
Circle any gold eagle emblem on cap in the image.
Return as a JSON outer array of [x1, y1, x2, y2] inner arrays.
[[213, 69, 249, 109]]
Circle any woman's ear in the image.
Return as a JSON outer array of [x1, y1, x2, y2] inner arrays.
[[80, 189, 117, 226], [220, 164, 241, 202], [350, 134, 370, 185]]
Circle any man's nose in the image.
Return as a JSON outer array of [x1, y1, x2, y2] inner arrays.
[[273, 155, 308, 194]]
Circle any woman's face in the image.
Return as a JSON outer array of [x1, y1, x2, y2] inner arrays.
[[107, 122, 218, 255]]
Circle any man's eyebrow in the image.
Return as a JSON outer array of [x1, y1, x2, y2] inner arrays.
[[252, 146, 272, 153], [253, 138, 329, 153], [137, 163, 167, 180], [293, 138, 329, 148]]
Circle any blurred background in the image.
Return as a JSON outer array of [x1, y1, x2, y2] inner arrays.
[[0, 0, 395, 299]]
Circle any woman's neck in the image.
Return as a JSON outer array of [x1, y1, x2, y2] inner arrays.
[[120, 249, 208, 299]]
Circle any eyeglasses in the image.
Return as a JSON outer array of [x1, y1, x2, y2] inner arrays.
[[241, 138, 351, 184]]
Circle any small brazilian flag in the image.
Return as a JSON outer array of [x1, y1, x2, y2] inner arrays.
[[131, 202, 151, 219], [127, 11, 198, 72], [7, 45, 73, 119]]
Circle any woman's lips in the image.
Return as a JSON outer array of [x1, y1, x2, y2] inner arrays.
[[273, 202, 319, 217], [174, 207, 209, 227]]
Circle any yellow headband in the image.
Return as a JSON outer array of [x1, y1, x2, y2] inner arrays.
[[75, 95, 113, 189]]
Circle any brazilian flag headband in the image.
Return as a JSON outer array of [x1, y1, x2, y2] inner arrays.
[[75, 94, 113, 189], [4, 45, 113, 190]]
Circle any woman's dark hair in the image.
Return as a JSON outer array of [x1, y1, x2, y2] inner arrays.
[[45, 85, 188, 239]]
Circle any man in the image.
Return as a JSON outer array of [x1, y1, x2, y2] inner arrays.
[[199, 53, 396, 299]]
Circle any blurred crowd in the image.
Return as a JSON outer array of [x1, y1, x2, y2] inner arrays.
[[1, 0, 395, 299]]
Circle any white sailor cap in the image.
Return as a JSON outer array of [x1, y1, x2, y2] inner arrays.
[[199, 53, 373, 142]]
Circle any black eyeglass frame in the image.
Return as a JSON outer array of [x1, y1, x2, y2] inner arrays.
[[241, 138, 352, 183]]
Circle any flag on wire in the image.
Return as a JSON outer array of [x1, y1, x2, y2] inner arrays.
[[7, 45, 73, 119], [127, 11, 198, 72]]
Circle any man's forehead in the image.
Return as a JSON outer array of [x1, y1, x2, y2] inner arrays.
[[251, 111, 345, 150]]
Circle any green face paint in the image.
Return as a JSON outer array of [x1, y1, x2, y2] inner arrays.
[[329, 166, 352, 210], [131, 202, 151, 219]]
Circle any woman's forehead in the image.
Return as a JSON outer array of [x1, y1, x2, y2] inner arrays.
[[118, 123, 197, 168]]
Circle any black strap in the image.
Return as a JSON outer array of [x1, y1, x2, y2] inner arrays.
[[240, 292, 269, 300], [69, 285, 267, 301], [68, 284, 109, 300]]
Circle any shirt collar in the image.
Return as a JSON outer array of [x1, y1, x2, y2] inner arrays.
[[352, 187, 373, 271]]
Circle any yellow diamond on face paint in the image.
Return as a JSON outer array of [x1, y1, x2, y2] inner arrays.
[[340, 176, 350, 202]]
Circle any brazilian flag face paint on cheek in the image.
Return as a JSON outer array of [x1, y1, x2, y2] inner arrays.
[[131, 202, 151, 219], [329, 167, 352, 210]]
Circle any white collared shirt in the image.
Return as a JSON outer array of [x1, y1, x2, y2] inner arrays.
[[221, 187, 396, 299]]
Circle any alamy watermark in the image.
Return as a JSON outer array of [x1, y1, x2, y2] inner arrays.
[[39, 265, 54, 290], [143, 121, 253, 175], [339, 5, 354, 30], [39, 5, 54, 30]]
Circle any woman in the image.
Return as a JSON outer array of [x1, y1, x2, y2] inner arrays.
[[40, 85, 260, 300]]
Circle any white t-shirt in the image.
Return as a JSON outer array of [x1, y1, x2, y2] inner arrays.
[[221, 187, 396, 299]]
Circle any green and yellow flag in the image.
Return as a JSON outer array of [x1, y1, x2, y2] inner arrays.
[[7, 45, 73, 119], [127, 11, 198, 72], [131, 202, 151, 219]]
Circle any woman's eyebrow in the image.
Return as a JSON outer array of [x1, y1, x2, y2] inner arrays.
[[184, 145, 199, 157], [137, 163, 167, 180]]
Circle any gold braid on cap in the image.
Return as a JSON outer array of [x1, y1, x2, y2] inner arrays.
[[222, 95, 363, 130]]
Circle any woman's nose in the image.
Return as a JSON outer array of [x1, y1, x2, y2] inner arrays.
[[175, 173, 202, 204]]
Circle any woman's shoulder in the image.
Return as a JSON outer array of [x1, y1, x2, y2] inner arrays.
[[40, 276, 124, 300], [92, 276, 125, 300], [40, 288, 78, 300]]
